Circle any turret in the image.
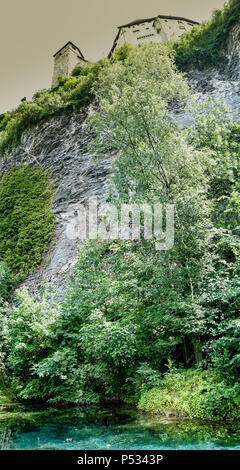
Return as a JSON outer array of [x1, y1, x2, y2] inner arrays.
[[52, 41, 86, 86]]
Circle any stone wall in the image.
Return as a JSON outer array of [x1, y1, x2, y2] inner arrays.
[[52, 43, 85, 86], [114, 16, 196, 51]]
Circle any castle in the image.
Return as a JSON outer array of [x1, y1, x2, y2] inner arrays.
[[52, 42, 87, 87], [52, 14, 199, 86]]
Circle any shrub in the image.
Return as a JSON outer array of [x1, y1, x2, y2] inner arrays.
[[3, 284, 137, 404], [2, 288, 60, 399], [0, 60, 108, 156], [138, 369, 240, 420], [202, 382, 240, 420], [173, 0, 240, 70], [110, 43, 137, 63], [0, 165, 56, 275]]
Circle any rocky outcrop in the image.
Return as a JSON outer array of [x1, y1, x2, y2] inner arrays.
[[1, 17, 240, 296], [0, 111, 112, 296], [226, 17, 240, 80], [171, 69, 240, 128], [172, 17, 240, 127]]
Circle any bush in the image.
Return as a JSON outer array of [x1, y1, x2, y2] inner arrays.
[[202, 382, 240, 420], [138, 369, 240, 420], [173, 0, 240, 70], [211, 319, 240, 384], [3, 284, 136, 404], [0, 165, 56, 275], [2, 288, 60, 400], [0, 60, 108, 155]]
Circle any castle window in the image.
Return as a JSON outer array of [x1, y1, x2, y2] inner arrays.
[[137, 33, 155, 40]]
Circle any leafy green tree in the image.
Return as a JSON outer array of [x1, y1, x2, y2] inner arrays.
[[88, 43, 215, 364]]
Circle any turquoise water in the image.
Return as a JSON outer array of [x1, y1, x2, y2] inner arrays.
[[0, 404, 239, 450]]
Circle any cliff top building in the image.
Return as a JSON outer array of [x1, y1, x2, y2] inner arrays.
[[52, 15, 199, 85], [108, 15, 199, 57], [52, 41, 87, 86]]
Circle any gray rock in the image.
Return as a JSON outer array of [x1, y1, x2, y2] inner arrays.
[[0, 110, 112, 297], [1, 18, 240, 296]]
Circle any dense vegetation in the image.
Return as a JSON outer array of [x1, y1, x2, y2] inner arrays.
[[139, 370, 240, 420], [0, 61, 107, 155], [1, 1, 239, 157], [0, 263, 13, 305], [0, 39, 239, 420], [0, 2, 239, 420], [174, 0, 240, 70], [0, 165, 55, 276]]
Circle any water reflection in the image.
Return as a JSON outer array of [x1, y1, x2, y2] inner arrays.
[[0, 404, 239, 450]]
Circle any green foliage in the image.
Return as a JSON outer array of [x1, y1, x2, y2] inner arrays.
[[2, 271, 137, 403], [3, 237, 238, 410], [0, 165, 56, 275], [196, 236, 240, 385], [0, 29, 239, 418], [0, 263, 14, 305], [88, 43, 215, 370], [0, 385, 13, 404], [138, 369, 240, 420], [110, 43, 137, 63], [2, 288, 60, 400], [173, 0, 240, 70], [0, 60, 108, 155]]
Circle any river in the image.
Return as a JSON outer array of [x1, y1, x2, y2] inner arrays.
[[0, 404, 239, 450]]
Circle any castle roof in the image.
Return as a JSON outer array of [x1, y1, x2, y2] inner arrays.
[[108, 14, 199, 58], [53, 41, 85, 60], [118, 15, 199, 29]]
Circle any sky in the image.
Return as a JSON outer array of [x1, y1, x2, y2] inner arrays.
[[0, 0, 226, 113]]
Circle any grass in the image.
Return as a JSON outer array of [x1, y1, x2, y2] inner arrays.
[[138, 369, 240, 421]]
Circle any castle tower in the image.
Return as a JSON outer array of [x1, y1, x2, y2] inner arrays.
[[52, 41, 86, 86]]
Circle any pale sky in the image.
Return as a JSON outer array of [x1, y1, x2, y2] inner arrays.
[[0, 0, 226, 113]]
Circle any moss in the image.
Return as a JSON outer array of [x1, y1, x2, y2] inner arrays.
[[0, 165, 56, 276], [138, 369, 240, 421], [0, 262, 14, 303]]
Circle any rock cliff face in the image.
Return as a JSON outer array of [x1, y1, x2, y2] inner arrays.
[[226, 17, 240, 80], [0, 111, 112, 296], [1, 19, 240, 296], [173, 18, 240, 127]]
